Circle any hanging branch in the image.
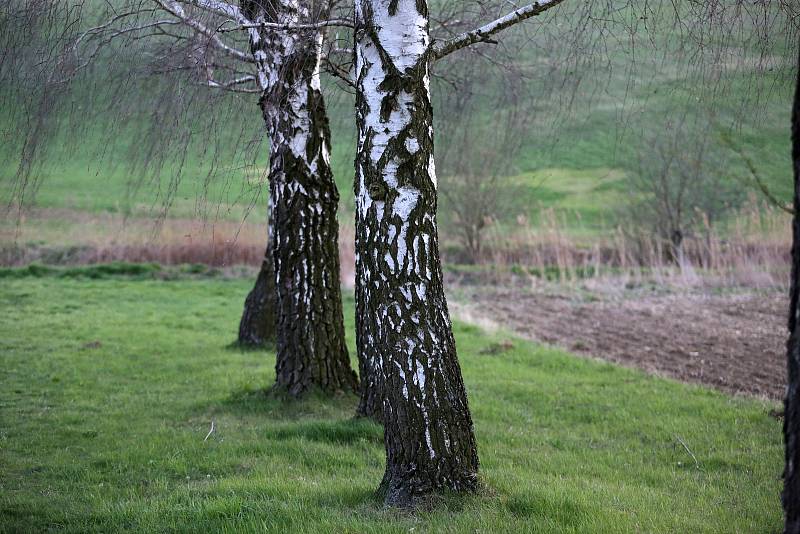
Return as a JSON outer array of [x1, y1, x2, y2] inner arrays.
[[181, 0, 250, 24], [154, 0, 254, 64], [205, 74, 260, 93], [720, 132, 795, 216]]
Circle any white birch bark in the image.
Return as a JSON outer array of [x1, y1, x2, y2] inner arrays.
[[354, 0, 479, 505], [245, 0, 357, 395]]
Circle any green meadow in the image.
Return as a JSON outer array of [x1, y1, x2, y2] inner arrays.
[[0, 3, 794, 531], [0, 272, 783, 532]]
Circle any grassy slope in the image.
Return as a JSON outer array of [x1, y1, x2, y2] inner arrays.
[[0, 276, 782, 532], [1, 5, 794, 240]]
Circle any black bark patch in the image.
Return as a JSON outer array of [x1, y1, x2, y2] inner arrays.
[[368, 182, 387, 200]]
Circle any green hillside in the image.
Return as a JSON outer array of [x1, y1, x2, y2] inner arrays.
[[0, 1, 795, 242]]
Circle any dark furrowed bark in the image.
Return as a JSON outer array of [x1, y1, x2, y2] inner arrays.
[[246, 0, 357, 396], [784, 42, 800, 534], [356, 353, 383, 421], [355, 0, 479, 506], [237, 243, 277, 347], [267, 93, 357, 395]]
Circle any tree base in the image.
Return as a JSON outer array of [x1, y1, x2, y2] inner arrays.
[[273, 365, 358, 399], [377, 468, 479, 508], [268, 380, 357, 401], [237, 255, 277, 347]]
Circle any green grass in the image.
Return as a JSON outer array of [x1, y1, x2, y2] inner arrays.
[[501, 168, 630, 232], [0, 276, 783, 532], [3, 143, 270, 222], [0, 262, 223, 280]]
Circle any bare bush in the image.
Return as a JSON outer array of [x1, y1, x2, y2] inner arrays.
[[619, 112, 747, 264], [436, 59, 537, 263], [461, 199, 790, 289]]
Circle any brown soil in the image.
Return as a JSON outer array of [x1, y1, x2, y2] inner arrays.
[[458, 286, 787, 400]]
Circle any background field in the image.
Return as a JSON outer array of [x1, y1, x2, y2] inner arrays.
[[1, 2, 795, 252]]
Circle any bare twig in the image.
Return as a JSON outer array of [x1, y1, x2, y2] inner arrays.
[[433, 0, 567, 60], [204, 420, 216, 441], [205, 74, 260, 92], [219, 18, 354, 32], [181, 0, 249, 24], [155, 0, 255, 64], [322, 56, 355, 89], [720, 132, 794, 216], [676, 435, 702, 471]]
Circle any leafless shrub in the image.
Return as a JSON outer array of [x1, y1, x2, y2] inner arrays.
[[620, 112, 747, 264], [455, 198, 789, 289], [436, 57, 537, 263]]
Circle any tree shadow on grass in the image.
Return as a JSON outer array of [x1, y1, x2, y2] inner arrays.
[[224, 340, 276, 353], [205, 384, 370, 425], [312, 485, 383, 512], [312, 482, 493, 519], [267, 417, 383, 445]]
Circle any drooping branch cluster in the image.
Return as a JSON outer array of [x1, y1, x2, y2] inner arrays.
[[4, 0, 797, 201], [63, 0, 357, 97], [70, 1, 252, 93]]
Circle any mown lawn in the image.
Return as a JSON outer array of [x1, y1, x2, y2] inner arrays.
[[0, 274, 784, 532]]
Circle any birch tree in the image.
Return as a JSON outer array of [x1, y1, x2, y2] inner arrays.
[[6, 0, 359, 396], [237, 245, 277, 347], [353, 0, 564, 504], [242, 0, 357, 395]]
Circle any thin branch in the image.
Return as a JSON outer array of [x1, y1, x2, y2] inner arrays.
[[204, 420, 216, 441], [156, 0, 255, 64], [321, 56, 356, 90], [329, 46, 354, 56], [676, 435, 702, 471], [206, 73, 259, 92], [179, 0, 250, 24], [218, 17, 354, 32], [74, 9, 160, 48], [432, 0, 567, 61], [67, 21, 182, 84], [720, 132, 794, 215], [104, 20, 182, 42]]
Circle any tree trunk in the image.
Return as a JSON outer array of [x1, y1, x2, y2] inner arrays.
[[237, 243, 277, 347], [784, 42, 800, 534], [245, 0, 358, 396], [354, 0, 479, 505]]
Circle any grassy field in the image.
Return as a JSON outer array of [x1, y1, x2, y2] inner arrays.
[[0, 3, 793, 532], [0, 272, 783, 532]]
